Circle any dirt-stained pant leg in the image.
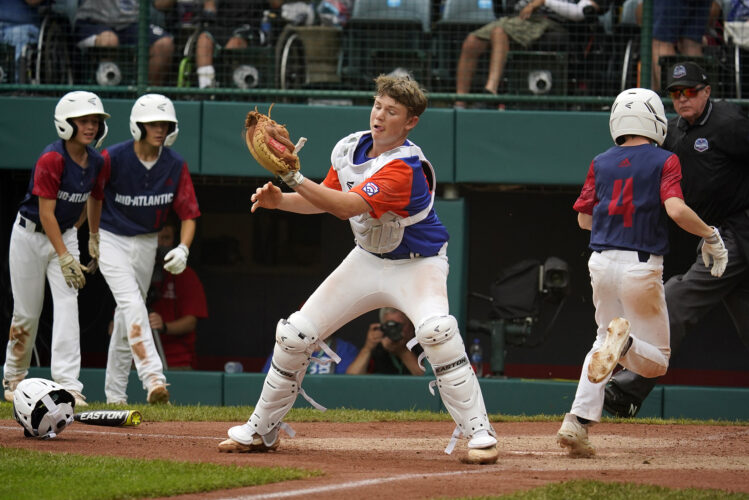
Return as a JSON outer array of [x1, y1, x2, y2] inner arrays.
[[572, 250, 670, 422], [5, 226, 48, 383], [100, 230, 165, 401]]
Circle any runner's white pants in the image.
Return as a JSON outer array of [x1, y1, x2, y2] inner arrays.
[[4, 214, 83, 392], [571, 249, 671, 421], [99, 229, 165, 403]]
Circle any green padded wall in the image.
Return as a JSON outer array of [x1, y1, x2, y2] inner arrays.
[[454, 109, 610, 184]]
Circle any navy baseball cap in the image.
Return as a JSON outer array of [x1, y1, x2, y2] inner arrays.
[[666, 62, 709, 90]]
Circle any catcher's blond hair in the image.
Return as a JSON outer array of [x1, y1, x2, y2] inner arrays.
[[374, 74, 427, 117]]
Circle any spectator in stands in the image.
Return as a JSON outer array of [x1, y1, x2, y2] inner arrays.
[[74, 0, 176, 86], [454, 0, 609, 108], [346, 308, 426, 375], [0, 0, 44, 82], [194, 0, 283, 89], [651, 0, 712, 90]]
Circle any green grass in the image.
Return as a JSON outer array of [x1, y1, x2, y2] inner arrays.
[[0, 446, 318, 500], [455, 479, 749, 500], [1, 401, 747, 425]]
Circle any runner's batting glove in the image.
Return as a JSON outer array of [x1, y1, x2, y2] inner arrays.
[[163, 243, 189, 275], [58, 252, 87, 289], [702, 227, 728, 277], [87, 231, 100, 273]]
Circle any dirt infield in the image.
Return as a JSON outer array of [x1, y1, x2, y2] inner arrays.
[[2, 419, 749, 499]]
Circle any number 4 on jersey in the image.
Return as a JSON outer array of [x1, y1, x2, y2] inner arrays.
[[608, 178, 635, 227]]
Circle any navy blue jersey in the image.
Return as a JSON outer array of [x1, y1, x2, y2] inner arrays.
[[93, 140, 200, 236], [574, 144, 684, 256], [19, 139, 105, 230]]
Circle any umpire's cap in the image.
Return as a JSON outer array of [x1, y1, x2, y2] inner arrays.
[[666, 61, 710, 90]]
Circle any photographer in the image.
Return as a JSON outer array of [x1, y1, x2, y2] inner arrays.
[[346, 308, 425, 375]]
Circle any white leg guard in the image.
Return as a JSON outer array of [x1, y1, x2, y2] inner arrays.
[[239, 312, 319, 441], [417, 315, 496, 443]]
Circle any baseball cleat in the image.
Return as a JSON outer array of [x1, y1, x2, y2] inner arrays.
[[463, 445, 499, 464], [557, 413, 595, 458], [3, 377, 22, 402], [147, 384, 170, 404], [68, 390, 89, 407], [588, 317, 631, 384], [462, 430, 498, 464], [218, 436, 280, 453]]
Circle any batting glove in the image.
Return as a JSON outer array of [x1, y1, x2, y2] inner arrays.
[[163, 244, 189, 275], [87, 231, 100, 273], [59, 252, 87, 289], [702, 227, 728, 278]]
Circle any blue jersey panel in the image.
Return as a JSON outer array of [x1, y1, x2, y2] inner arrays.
[[19, 139, 105, 230], [589, 144, 673, 255], [100, 140, 187, 236]]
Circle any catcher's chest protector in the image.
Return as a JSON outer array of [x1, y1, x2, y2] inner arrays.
[[332, 132, 436, 254]]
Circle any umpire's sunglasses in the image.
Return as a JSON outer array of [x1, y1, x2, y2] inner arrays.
[[668, 85, 706, 99]]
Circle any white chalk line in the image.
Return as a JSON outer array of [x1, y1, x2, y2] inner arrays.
[[214, 469, 504, 500]]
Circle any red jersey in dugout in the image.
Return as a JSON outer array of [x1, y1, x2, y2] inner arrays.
[[151, 267, 208, 368]]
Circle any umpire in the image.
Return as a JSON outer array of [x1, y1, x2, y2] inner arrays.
[[604, 61, 749, 417]]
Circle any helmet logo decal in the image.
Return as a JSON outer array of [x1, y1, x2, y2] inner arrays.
[[694, 138, 709, 152]]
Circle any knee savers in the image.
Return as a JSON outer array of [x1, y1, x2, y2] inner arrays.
[[247, 312, 319, 435], [416, 315, 495, 439]]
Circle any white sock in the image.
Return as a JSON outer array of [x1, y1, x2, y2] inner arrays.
[[197, 65, 215, 89]]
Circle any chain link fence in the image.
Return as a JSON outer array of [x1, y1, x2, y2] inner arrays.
[[0, 0, 747, 110]]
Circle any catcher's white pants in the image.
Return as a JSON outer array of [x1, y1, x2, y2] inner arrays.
[[4, 214, 84, 393], [304, 245, 451, 339], [99, 229, 165, 403], [571, 250, 671, 422]]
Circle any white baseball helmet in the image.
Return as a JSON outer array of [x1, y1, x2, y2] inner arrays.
[[13, 378, 75, 439], [609, 88, 668, 146], [54, 91, 110, 148], [130, 93, 179, 146]]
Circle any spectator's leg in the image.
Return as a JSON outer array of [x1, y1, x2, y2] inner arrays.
[[95, 30, 119, 47], [149, 35, 174, 86], [196, 32, 215, 88], [485, 26, 510, 94], [455, 33, 489, 108], [651, 39, 675, 90], [677, 37, 703, 56]]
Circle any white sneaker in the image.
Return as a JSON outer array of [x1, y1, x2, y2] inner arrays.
[[3, 377, 22, 402], [68, 390, 88, 407], [588, 317, 631, 383], [557, 413, 595, 457]]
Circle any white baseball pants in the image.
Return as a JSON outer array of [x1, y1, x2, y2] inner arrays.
[[4, 214, 84, 393], [571, 249, 671, 421], [302, 245, 451, 338], [99, 229, 165, 403]]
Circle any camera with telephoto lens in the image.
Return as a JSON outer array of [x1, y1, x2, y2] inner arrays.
[[380, 320, 403, 342]]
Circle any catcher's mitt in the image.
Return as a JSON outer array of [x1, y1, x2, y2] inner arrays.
[[244, 104, 305, 179]]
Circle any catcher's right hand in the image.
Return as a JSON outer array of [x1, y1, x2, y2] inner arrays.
[[244, 104, 307, 187], [702, 226, 728, 277]]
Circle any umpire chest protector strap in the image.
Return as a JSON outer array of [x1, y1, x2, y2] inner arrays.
[[332, 131, 436, 254]]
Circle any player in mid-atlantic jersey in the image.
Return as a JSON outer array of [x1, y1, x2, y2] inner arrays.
[[87, 94, 201, 405], [218, 75, 499, 465], [3, 91, 110, 407], [557, 88, 728, 457]]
